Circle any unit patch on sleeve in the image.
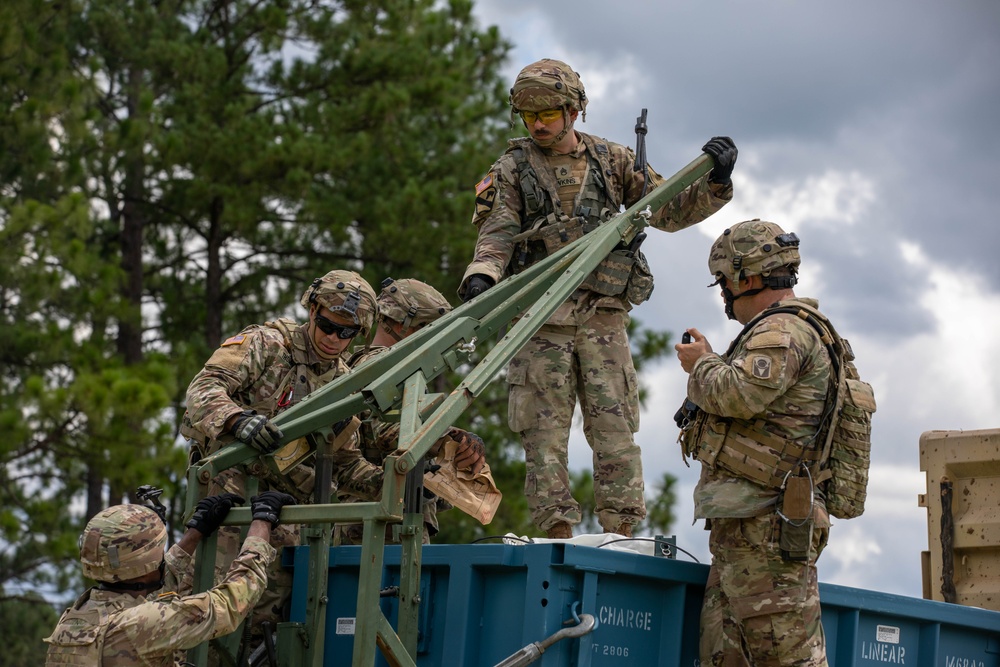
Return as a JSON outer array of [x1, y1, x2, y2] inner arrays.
[[751, 355, 772, 380], [474, 173, 497, 218]]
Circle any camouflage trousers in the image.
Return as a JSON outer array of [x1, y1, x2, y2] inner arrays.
[[507, 310, 645, 532], [701, 514, 829, 666]]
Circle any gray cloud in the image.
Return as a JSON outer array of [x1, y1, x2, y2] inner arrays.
[[472, 0, 1000, 601]]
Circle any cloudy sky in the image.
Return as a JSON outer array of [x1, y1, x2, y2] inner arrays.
[[471, 1, 1000, 598]]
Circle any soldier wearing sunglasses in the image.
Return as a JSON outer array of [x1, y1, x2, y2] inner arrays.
[[179, 270, 386, 649], [459, 58, 737, 540]]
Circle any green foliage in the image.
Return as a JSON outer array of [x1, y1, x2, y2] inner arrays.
[[0, 0, 513, 600], [0, 594, 59, 666], [0, 0, 682, 625]]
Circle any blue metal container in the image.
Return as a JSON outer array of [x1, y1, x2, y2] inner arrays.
[[286, 543, 1000, 666]]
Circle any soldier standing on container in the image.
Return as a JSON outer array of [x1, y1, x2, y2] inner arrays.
[[44, 491, 296, 666], [337, 278, 486, 544], [675, 220, 859, 666], [460, 58, 736, 538], [180, 270, 386, 638]]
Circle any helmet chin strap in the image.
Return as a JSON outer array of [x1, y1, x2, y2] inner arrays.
[[720, 284, 767, 321]]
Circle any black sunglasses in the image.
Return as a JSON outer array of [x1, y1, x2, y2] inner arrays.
[[314, 313, 360, 339]]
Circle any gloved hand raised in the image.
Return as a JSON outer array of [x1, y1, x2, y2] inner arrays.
[[447, 428, 487, 474], [185, 492, 245, 536], [702, 136, 738, 185], [250, 491, 297, 527], [461, 275, 494, 303], [231, 410, 284, 453]]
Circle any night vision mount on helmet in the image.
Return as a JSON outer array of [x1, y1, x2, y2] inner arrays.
[[301, 270, 378, 335], [708, 219, 801, 288]]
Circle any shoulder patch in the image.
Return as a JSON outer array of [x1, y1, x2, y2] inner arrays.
[[475, 173, 493, 195], [474, 174, 497, 220], [221, 334, 247, 347], [750, 355, 773, 379]]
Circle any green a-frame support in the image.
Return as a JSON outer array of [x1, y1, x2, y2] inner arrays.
[[184, 153, 715, 667]]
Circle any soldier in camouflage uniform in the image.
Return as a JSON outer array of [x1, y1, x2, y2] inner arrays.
[[337, 278, 486, 544], [675, 220, 835, 666], [459, 58, 736, 538], [44, 491, 295, 666], [179, 270, 386, 638]]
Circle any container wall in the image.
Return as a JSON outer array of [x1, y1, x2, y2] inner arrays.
[[919, 428, 1000, 611], [287, 542, 1000, 667]]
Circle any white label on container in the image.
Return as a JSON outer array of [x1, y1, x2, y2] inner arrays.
[[876, 625, 900, 644], [336, 617, 356, 635]]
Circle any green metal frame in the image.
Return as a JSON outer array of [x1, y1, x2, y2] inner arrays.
[[183, 153, 714, 667]]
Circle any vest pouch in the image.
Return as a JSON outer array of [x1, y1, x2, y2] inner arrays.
[[779, 518, 814, 562], [625, 249, 655, 305], [537, 217, 584, 256], [825, 377, 876, 519], [580, 248, 633, 297], [693, 416, 730, 469], [45, 606, 105, 665]]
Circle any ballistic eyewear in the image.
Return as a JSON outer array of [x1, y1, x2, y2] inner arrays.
[[314, 314, 360, 339]]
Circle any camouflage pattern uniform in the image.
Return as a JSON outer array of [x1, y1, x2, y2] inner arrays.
[[179, 271, 383, 633], [461, 59, 732, 533], [681, 221, 832, 666], [45, 505, 276, 666], [336, 278, 458, 544]]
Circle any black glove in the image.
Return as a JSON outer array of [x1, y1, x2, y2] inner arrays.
[[702, 136, 738, 185], [448, 428, 486, 474], [462, 275, 494, 303], [185, 492, 245, 536], [231, 410, 284, 453], [250, 491, 297, 527]]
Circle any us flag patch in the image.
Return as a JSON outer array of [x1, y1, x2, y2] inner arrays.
[[475, 174, 493, 195], [221, 334, 246, 347]]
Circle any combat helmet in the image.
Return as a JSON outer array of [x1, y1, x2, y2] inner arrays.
[[377, 278, 452, 338], [708, 219, 801, 289], [79, 504, 167, 582], [300, 270, 378, 335], [510, 58, 587, 120]]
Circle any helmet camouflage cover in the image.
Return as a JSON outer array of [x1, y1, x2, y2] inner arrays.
[[300, 270, 378, 335], [377, 278, 452, 333], [79, 504, 167, 582], [510, 58, 587, 117], [708, 219, 801, 286]]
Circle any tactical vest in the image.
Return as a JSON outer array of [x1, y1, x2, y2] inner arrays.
[[679, 302, 876, 519], [45, 590, 114, 665], [507, 135, 654, 304]]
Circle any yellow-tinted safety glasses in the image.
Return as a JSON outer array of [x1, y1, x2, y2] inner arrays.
[[519, 109, 563, 125]]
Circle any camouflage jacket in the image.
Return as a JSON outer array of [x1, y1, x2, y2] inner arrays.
[[461, 132, 732, 321], [44, 537, 275, 666], [180, 318, 384, 502], [688, 298, 833, 519]]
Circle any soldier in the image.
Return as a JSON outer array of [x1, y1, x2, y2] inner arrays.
[[459, 58, 736, 538], [180, 270, 385, 638], [44, 491, 296, 666], [675, 220, 852, 666], [336, 278, 486, 544]]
